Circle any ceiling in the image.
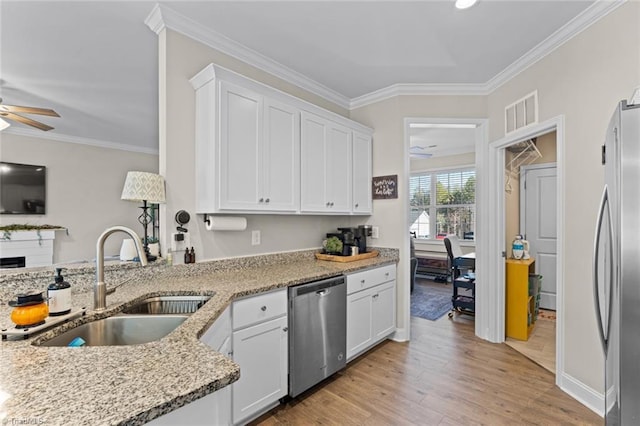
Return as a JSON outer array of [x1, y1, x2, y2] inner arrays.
[[0, 0, 605, 154]]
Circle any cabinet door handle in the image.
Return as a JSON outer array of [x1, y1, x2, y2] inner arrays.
[[283, 327, 288, 332], [261, 306, 267, 311], [326, 202, 331, 207], [330, 202, 334, 207], [265, 198, 270, 203], [385, 272, 390, 277], [373, 294, 379, 299], [259, 198, 264, 203], [355, 203, 359, 208]]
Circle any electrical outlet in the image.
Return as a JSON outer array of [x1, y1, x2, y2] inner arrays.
[[371, 226, 379, 239], [251, 230, 261, 246], [170, 232, 190, 251]]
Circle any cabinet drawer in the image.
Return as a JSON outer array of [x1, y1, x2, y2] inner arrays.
[[346, 264, 396, 295], [233, 289, 287, 330]]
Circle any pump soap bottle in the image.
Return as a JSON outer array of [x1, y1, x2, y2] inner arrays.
[[48, 268, 72, 316]]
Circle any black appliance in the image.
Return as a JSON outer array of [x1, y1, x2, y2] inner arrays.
[[336, 225, 372, 254]]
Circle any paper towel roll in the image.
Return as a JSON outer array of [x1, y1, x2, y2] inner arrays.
[[204, 215, 247, 231]]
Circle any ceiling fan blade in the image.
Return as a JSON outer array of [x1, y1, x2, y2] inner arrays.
[[0, 104, 60, 117], [1, 111, 54, 131]]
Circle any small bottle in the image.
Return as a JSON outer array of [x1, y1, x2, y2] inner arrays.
[[166, 252, 173, 266], [190, 247, 196, 263], [184, 248, 190, 264]]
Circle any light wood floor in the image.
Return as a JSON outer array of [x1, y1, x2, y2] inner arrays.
[[252, 314, 600, 425], [506, 315, 556, 374]]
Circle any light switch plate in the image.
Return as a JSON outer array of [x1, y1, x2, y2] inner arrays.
[[252, 230, 261, 245], [371, 226, 379, 239]]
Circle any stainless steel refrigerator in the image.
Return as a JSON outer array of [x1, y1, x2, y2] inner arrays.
[[593, 98, 640, 425]]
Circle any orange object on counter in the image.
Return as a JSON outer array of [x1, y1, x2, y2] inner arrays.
[[11, 303, 49, 327]]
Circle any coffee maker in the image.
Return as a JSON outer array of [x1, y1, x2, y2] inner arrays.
[[334, 225, 372, 255]]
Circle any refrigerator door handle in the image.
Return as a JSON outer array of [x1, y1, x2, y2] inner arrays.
[[593, 185, 613, 352]]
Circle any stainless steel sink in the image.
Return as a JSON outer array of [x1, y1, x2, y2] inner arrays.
[[36, 315, 188, 347], [122, 295, 211, 315]]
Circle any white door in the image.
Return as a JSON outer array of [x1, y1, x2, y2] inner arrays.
[[232, 316, 288, 425], [300, 111, 328, 212], [263, 99, 299, 211], [521, 163, 557, 310], [352, 131, 372, 214], [326, 123, 352, 212], [219, 81, 262, 210]]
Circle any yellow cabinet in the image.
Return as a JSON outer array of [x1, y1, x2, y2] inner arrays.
[[505, 258, 536, 340]]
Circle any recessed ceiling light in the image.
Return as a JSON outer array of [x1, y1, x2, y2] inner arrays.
[[455, 0, 478, 10], [409, 123, 477, 129]]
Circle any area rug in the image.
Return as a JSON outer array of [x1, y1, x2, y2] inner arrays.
[[410, 282, 452, 321]]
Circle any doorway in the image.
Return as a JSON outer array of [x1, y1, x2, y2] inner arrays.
[[503, 132, 558, 374], [476, 115, 564, 387]]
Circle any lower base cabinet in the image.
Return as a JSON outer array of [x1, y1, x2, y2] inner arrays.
[[232, 315, 288, 424], [146, 387, 231, 426], [148, 307, 232, 425], [232, 289, 288, 425], [346, 265, 396, 362]]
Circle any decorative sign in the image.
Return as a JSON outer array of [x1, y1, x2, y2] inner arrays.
[[372, 175, 398, 199]]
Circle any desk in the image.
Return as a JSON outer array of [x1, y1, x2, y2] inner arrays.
[[453, 252, 475, 271]]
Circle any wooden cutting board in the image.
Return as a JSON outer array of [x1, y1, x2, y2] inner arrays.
[[315, 250, 379, 263]]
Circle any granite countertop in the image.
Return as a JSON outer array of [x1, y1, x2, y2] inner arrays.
[[0, 250, 397, 425]]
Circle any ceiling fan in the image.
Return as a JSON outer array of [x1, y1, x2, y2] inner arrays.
[[410, 145, 433, 159], [0, 98, 60, 131]]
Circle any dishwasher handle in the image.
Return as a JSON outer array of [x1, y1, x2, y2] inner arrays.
[[316, 289, 329, 296]]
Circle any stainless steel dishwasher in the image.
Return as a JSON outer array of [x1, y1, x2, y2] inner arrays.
[[288, 275, 346, 398]]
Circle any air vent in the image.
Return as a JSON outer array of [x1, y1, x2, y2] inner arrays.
[[505, 91, 538, 134]]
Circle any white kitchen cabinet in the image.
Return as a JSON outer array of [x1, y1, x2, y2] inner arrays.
[[191, 64, 372, 216], [148, 307, 232, 426], [300, 111, 352, 213], [232, 289, 288, 425], [217, 82, 299, 213], [346, 264, 397, 362], [352, 131, 373, 214]]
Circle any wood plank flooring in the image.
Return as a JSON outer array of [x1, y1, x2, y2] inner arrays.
[[252, 314, 600, 425], [505, 316, 556, 374]]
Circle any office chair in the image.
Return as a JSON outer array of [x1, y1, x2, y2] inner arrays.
[[444, 234, 463, 282]]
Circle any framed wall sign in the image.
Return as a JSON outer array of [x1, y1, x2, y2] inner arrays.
[[372, 174, 398, 199]]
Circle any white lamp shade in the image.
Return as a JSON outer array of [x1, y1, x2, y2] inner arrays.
[[121, 171, 166, 203]]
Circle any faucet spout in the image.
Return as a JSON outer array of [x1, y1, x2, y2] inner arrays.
[[95, 226, 148, 310]]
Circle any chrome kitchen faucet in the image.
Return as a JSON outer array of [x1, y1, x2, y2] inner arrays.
[[94, 226, 148, 310]]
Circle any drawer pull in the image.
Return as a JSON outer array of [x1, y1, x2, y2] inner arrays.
[[385, 272, 390, 277], [283, 327, 288, 332], [361, 279, 365, 284], [261, 306, 267, 311]]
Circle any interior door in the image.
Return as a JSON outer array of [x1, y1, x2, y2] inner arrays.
[[521, 163, 557, 310]]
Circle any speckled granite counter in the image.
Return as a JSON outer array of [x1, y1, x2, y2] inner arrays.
[[0, 249, 398, 425]]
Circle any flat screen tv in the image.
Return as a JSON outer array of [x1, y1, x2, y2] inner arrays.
[[0, 162, 46, 214]]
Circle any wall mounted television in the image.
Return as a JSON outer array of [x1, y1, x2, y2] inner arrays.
[[0, 162, 46, 215]]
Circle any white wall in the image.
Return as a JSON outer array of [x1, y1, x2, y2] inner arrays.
[[0, 133, 158, 263], [487, 2, 640, 394], [159, 30, 362, 263]]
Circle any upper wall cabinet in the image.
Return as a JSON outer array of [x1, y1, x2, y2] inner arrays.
[[191, 64, 372, 215], [300, 111, 352, 214], [352, 131, 373, 214]]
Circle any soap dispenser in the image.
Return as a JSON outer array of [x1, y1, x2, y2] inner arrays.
[[48, 268, 72, 316]]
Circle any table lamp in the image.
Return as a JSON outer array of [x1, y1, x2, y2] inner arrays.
[[121, 171, 166, 261]]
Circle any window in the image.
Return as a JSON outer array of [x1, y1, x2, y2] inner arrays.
[[410, 168, 475, 240]]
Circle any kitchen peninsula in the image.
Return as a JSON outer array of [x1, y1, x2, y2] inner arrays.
[[0, 248, 397, 425]]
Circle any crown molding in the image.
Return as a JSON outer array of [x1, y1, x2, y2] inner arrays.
[[145, 4, 351, 110], [2, 127, 159, 155], [351, 0, 626, 109], [484, 0, 626, 93], [145, 0, 624, 112], [350, 83, 489, 110]]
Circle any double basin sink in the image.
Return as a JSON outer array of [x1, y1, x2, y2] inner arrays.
[[36, 295, 211, 347]]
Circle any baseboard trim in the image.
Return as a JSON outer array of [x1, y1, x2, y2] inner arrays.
[[559, 372, 604, 417], [391, 327, 409, 342]]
